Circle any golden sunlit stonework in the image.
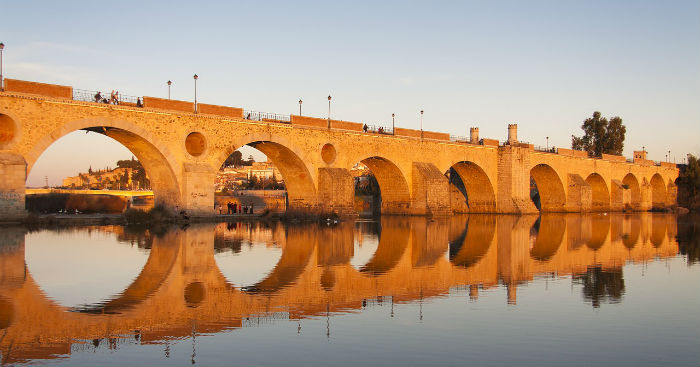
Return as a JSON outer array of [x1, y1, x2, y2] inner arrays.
[[0, 214, 680, 364], [0, 79, 678, 219]]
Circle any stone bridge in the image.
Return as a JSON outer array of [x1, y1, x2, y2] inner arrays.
[[0, 214, 680, 364], [0, 79, 679, 219]]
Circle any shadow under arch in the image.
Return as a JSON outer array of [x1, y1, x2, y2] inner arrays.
[[530, 215, 566, 261], [531, 164, 566, 212], [449, 215, 496, 268], [586, 173, 610, 211], [448, 161, 496, 213], [215, 138, 317, 211], [622, 173, 641, 211], [242, 225, 317, 294], [650, 174, 667, 210], [25, 117, 182, 208], [359, 217, 411, 275], [70, 231, 182, 314], [355, 156, 411, 215]]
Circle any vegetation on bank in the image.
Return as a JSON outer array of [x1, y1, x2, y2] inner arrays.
[[676, 154, 700, 212]]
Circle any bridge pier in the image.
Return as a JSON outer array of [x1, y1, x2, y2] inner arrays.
[[182, 163, 217, 216], [318, 168, 356, 217], [610, 180, 625, 212], [496, 146, 539, 214], [0, 153, 27, 222], [411, 162, 451, 217], [565, 174, 592, 212]]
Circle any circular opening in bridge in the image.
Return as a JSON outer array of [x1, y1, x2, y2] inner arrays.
[[185, 132, 207, 157], [0, 297, 14, 329], [321, 143, 336, 164], [184, 282, 206, 307], [0, 113, 17, 148]]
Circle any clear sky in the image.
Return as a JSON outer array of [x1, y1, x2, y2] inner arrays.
[[3, 0, 698, 186]]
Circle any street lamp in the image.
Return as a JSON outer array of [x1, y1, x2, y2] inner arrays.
[[299, 99, 303, 115], [193, 74, 198, 113], [167, 80, 172, 99], [420, 110, 424, 140], [0, 42, 4, 92], [327, 95, 331, 129], [546, 136, 549, 151], [668, 150, 671, 163], [392, 113, 395, 135]]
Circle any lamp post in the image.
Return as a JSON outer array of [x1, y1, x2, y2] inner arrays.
[[193, 74, 198, 113], [327, 95, 331, 129], [668, 150, 671, 163], [299, 99, 302, 116], [167, 80, 172, 99], [0, 42, 4, 92], [392, 113, 395, 135], [420, 110, 424, 140], [546, 136, 549, 151]]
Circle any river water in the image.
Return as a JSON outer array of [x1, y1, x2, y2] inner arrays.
[[0, 213, 698, 366]]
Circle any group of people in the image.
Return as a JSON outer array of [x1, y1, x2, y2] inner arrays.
[[94, 90, 121, 104], [362, 124, 387, 134], [93, 90, 143, 107], [223, 202, 254, 215]]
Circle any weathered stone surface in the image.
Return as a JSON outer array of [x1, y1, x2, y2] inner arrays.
[[0, 83, 680, 218]]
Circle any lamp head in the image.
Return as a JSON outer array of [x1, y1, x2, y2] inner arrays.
[[193, 74, 198, 80], [167, 80, 172, 86]]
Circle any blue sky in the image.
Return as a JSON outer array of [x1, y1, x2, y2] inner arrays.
[[3, 0, 698, 186]]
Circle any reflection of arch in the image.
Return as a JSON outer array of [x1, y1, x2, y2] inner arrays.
[[586, 173, 610, 211], [26, 118, 181, 208], [622, 214, 641, 249], [531, 164, 566, 212], [411, 220, 448, 267], [586, 215, 610, 251], [215, 137, 317, 210], [650, 174, 667, 210], [358, 157, 411, 214], [243, 226, 316, 293], [449, 215, 496, 268], [359, 217, 410, 275], [530, 215, 565, 261], [72, 233, 181, 314], [650, 214, 667, 248], [622, 173, 641, 211], [449, 162, 496, 212]]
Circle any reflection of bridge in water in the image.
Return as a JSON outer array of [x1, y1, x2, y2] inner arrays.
[[0, 214, 680, 364]]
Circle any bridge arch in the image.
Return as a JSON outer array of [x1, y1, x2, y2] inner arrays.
[[214, 135, 318, 211], [25, 117, 182, 208], [447, 162, 496, 213], [586, 173, 610, 211], [650, 174, 667, 210], [622, 173, 641, 210], [353, 156, 411, 215], [530, 215, 565, 261], [530, 164, 566, 212]]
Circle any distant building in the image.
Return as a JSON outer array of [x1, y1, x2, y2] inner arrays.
[[215, 161, 283, 191], [61, 167, 138, 190]]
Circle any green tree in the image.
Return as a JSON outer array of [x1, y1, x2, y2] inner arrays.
[[222, 151, 244, 168], [676, 154, 700, 210], [571, 111, 626, 157]]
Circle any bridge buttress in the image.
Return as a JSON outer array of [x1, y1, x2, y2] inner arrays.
[[318, 168, 357, 217], [0, 153, 27, 221], [566, 174, 592, 212], [411, 162, 451, 217], [496, 146, 538, 214], [610, 180, 625, 212], [639, 181, 652, 211]]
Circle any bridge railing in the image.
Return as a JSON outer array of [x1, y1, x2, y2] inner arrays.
[[450, 135, 470, 143], [364, 124, 393, 135], [73, 89, 142, 106], [534, 145, 558, 154], [243, 110, 291, 123]]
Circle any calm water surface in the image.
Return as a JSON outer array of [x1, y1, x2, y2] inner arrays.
[[0, 213, 698, 366]]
